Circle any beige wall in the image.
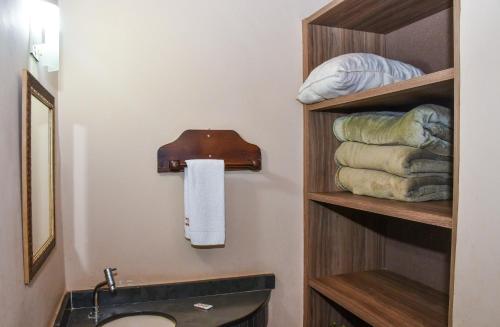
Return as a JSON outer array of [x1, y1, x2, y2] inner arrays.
[[59, 0, 326, 325], [0, 0, 65, 326], [453, 0, 500, 326]]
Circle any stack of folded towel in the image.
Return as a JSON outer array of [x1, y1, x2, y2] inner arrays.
[[333, 104, 453, 202]]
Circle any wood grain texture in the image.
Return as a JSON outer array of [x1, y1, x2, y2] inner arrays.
[[302, 24, 312, 324], [305, 0, 452, 34], [309, 192, 453, 229], [448, 0, 461, 325], [307, 112, 343, 193], [310, 270, 449, 327], [308, 202, 385, 279], [310, 289, 370, 327], [385, 219, 452, 293], [308, 25, 385, 75], [302, 21, 313, 79], [305, 68, 454, 112], [157, 130, 261, 172]]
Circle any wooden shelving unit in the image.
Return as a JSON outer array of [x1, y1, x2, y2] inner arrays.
[[302, 0, 460, 326], [309, 270, 449, 327]]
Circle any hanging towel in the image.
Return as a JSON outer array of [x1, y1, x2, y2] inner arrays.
[[336, 166, 452, 202], [184, 167, 191, 240], [333, 104, 453, 156], [335, 142, 452, 178], [184, 159, 225, 246]]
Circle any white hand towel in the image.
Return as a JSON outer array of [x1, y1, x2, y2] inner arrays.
[[184, 159, 225, 246], [184, 166, 191, 239]]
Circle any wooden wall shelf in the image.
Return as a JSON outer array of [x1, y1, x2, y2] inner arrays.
[[306, 0, 452, 33], [157, 130, 261, 172], [305, 68, 454, 112], [309, 270, 448, 327], [309, 192, 453, 229]]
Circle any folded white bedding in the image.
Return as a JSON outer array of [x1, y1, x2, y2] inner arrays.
[[297, 53, 424, 104]]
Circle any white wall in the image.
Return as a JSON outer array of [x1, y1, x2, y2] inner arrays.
[[59, 0, 326, 325], [453, 0, 500, 326], [0, 0, 65, 326]]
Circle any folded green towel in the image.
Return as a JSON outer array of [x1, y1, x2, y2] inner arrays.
[[333, 104, 453, 156], [335, 142, 452, 178], [336, 166, 452, 202]]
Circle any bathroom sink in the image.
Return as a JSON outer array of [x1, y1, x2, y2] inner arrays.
[[100, 314, 175, 327]]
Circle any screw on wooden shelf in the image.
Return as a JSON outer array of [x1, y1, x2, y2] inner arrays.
[[169, 160, 181, 171], [207, 134, 211, 138], [208, 154, 212, 158]]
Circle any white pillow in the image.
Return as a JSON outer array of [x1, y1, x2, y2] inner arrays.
[[297, 53, 424, 104]]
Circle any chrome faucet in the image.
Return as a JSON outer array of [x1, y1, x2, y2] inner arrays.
[[89, 268, 117, 322]]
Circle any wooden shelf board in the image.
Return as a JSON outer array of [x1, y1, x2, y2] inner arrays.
[[305, 0, 452, 34], [309, 192, 452, 229], [305, 68, 454, 112], [309, 270, 448, 327]]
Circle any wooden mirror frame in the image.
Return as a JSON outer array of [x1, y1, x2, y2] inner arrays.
[[21, 70, 56, 284]]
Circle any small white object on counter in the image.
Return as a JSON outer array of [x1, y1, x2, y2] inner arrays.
[[194, 303, 214, 310]]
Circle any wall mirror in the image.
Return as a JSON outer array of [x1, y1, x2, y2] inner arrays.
[[21, 70, 56, 284]]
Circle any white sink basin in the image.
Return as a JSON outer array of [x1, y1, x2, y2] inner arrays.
[[101, 314, 176, 327]]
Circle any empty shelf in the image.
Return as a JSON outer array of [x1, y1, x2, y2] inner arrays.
[[309, 192, 452, 228], [309, 270, 448, 327]]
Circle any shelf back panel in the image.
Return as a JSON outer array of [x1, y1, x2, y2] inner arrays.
[[305, 10, 453, 77], [307, 25, 385, 77], [308, 202, 385, 279], [385, 219, 452, 293], [386, 9, 453, 74]]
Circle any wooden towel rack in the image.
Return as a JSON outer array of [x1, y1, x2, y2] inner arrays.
[[157, 130, 262, 172]]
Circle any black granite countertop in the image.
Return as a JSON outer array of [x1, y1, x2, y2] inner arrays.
[[54, 274, 274, 327], [64, 290, 269, 327]]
